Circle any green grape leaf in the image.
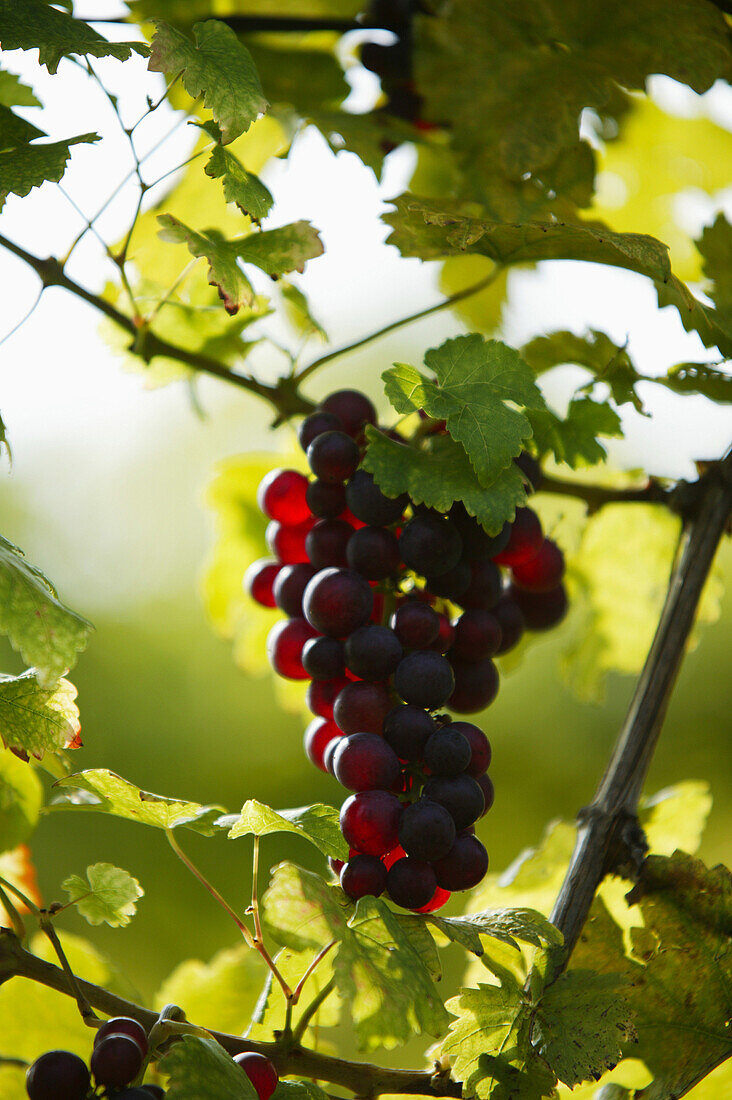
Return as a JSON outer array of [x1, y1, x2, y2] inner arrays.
[[224, 800, 348, 861], [281, 283, 327, 342], [0, 69, 41, 108], [0, 536, 93, 686], [51, 769, 226, 836], [61, 862, 143, 928], [656, 274, 732, 358], [204, 145, 273, 224], [0, 1, 149, 74], [0, 103, 45, 148], [526, 398, 623, 467], [155, 943, 267, 1036], [149, 20, 267, 144], [0, 671, 80, 761], [573, 855, 732, 1100], [311, 110, 418, 181], [657, 362, 732, 404], [532, 970, 635, 1087], [363, 429, 527, 536], [159, 1033, 257, 1100], [156, 215, 255, 316], [0, 747, 42, 853], [0, 132, 99, 211], [521, 330, 646, 414], [698, 213, 732, 335], [232, 221, 325, 277], [264, 862, 449, 1050], [429, 909, 562, 955]]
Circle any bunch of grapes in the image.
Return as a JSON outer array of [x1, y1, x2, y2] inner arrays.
[[245, 389, 567, 913], [25, 1018, 279, 1100]]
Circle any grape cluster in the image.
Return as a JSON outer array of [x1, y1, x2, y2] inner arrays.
[[245, 389, 568, 913], [25, 1019, 279, 1100]]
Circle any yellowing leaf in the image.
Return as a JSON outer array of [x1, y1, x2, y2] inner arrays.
[[62, 862, 144, 927], [0, 672, 80, 761]]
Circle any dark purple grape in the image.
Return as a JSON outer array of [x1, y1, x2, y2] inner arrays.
[[91, 1034, 144, 1089], [394, 650, 455, 710], [345, 625, 403, 680], [391, 602, 440, 648], [477, 773, 495, 814], [432, 835, 489, 891], [321, 390, 377, 437], [94, 1017, 148, 1054], [333, 732, 400, 791], [398, 798, 456, 861], [382, 704, 435, 760], [303, 568, 373, 637], [117, 1091, 162, 1099], [299, 410, 342, 450], [341, 854, 388, 899], [386, 857, 437, 909], [494, 508, 543, 567], [340, 789, 402, 855], [26, 1051, 90, 1100], [493, 594, 525, 654], [306, 478, 347, 519], [450, 721, 491, 776], [307, 430, 360, 484], [345, 469, 407, 526], [346, 525, 400, 580], [450, 503, 511, 560], [333, 680, 392, 734], [451, 610, 502, 661], [306, 519, 353, 569], [424, 559, 471, 600], [273, 563, 316, 618], [423, 774, 485, 831], [322, 736, 340, 774], [460, 560, 502, 610], [424, 727, 472, 776], [508, 583, 568, 631], [399, 513, 462, 577], [449, 657, 499, 713], [302, 635, 345, 679]]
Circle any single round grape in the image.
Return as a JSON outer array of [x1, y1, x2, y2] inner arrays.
[[345, 625, 403, 681], [304, 717, 341, 771], [449, 657, 499, 713], [432, 835, 489, 891], [425, 559, 471, 601], [398, 798, 456, 861], [302, 635, 345, 680], [306, 478, 347, 519], [511, 538, 565, 592], [306, 518, 353, 570], [414, 885, 451, 913], [394, 651, 455, 710], [477, 773, 495, 814], [493, 594, 525, 654], [423, 727, 472, 776], [449, 503, 511, 560], [494, 508, 543, 567], [399, 513, 462, 577], [94, 1017, 148, 1055], [266, 518, 314, 564], [451, 610, 502, 661], [267, 618, 319, 680], [340, 789, 402, 856], [333, 680, 392, 734], [91, 1034, 144, 1089], [391, 602, 440, 649], [244, 558, 280, 608], [386, 857, 437, 910], [460, 560, 502, 610], [303, 568, 373, 637], [508, 582, 568, 631], [26, 1051, 90, 1100], [306, 676, 349, 719], [307, 430, 360, 484], [333, 732, 400, 791], [345, 469, 407, 526], [273, 563, 316, 618], [340, 853, 388, 899], [382, 704, 435, 760], [423, 774, 485, 831], [346, 525, 400, 580], [514, 451, 543, 491], [257, 468, 311, 525], [234, 1052, 279, 1100], [299, 410, 342, 451], [449, 721, 491, 776], [321, 389, 377, 437], [428, 612, 456, 654]]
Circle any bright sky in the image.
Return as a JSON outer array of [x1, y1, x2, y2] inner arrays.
[[1, 3, 731, 604]]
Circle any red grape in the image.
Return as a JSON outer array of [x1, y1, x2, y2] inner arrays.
[[340, 790, 402, 855], [267, 618, 319, 679], [257, 469, 311, 525], [244, 558, 280, 608], [234, 1052, 279, 1100]]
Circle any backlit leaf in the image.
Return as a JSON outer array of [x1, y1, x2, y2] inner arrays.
[[0, 0, 148, 74], [0, 672, 80, 761], [224, 800, 348, 861], [526, 398, 622, 467], [204, 145, 273, 224], [159, 1033, 257, 1100], [156, 215, 254, 315], [521, 331, 645, 413], [0, 132, 99, 211], [62, 862, 143, 927], [429, 909, 561, 955]]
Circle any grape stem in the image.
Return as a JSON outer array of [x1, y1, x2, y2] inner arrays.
[[292, 976, 336, 1044], [39, 915, 99, 1023], [292, 941, 337, 1005], [548, 445, 732, 968]]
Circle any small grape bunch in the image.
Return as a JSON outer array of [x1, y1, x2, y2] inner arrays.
[[25, 1016, 161, 1100], [246, 388, 568, 913]]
